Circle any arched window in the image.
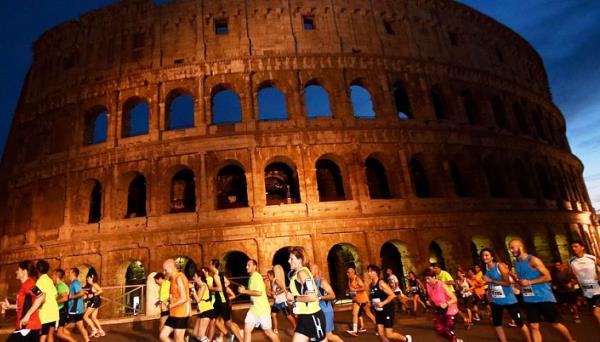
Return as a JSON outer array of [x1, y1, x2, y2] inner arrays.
[[536, 164, 555, 200], [410, 157, 431, 198], [350, 84, 376, 119], [88, 181, 102, 223], [393, 83, 412, 120], [122, 97, 150, 137], [83, 106, 108, 145], [459, 91, 478, 125], [170, 169, 196, 213], [264, 162, 300, 205], [449, 161, 467, 197], [513, 103, 530, 134], [216, 164, 248, 209], [431, 85, 446, 120], [166, 90, 194, 130], [365, 157, 391, 199], [212, 88, 242, 124], [483, 157, 507, 198], [316, 159, 346, 201], [258, 86, 288, 121], [514, 160, 536, 198], [304, 84, 332, 118], [127, 175, 147, 218], [491, 96, 508, 129]]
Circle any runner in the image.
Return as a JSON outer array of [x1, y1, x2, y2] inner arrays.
[[480, 248, 531, 342], [455, 270, 474, 328], [423, 268, 462, 342], [191, 269, 216, 342], [406, 271, 427, 314], [160, 259, 191, 342], [35, 260, 59, 342], [66, 268, 90, 342], [310, 264, 344, 342], [385, 268, 410, 313], [569, 240, 600, 326], [345, 267, 375, 336], [465, 269, 484, 322], [52, 269, 77, 342], [83, 273, 105, 337], [208, 259, 243, 342], [1, 261, 43, 342], [267, 269, 296, 334], [432, 264, 455, 293], [367, 265, 412, 342], [238, 259, 279, 342], [509, 239, 575, 342], [551, 260, 580, 323], [154, 272, 171, 331]]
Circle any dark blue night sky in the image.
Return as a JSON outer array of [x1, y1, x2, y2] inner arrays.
[[0, 1, 599, 206]]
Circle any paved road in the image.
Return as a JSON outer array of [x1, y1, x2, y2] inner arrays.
[[2, 309, 597, 341]]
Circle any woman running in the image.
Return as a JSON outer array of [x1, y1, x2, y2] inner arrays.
[[424, 268, 462, 342], [267, 268, 296, 334], [480, 248, 531, 342], [83, 273, 105, 338], [191, 268, 216, 342], [456, 270, 474, 328], [287, 246, 328, 342], [367, 265, 412, 342], [407, 271, 427, 314]]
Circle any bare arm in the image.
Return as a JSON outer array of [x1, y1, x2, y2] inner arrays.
[[21, 292, 45, 326], [353, 277, 366, 292], [442, 284, 457, 305], [93, 283, 103, 296], [319, 279, 337, 301], [293, 270, 318, 303], [377, 281, 396, 307], [69, 289, 87, 300], [209, 274, 223, 292], [56, 292, 69, 304], [524, 256, 552, 285], [273, 279, 286, 296]]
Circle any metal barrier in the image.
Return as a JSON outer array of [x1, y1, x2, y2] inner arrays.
[[98, 285, 146, 318]]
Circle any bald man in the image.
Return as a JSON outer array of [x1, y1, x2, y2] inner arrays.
[[159, 259, 191, 342], [509, 239, 575, 342]]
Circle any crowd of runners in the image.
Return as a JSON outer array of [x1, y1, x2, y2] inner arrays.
[[1, 239, 599, 342]]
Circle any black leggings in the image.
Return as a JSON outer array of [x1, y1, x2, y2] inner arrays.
[[491, 303, 524, 327]]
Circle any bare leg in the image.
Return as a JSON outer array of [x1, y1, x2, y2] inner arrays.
[[75, 321, 90, 342], [551, 323, 575, 342], [263, 329, 280, 342], [91, 309, 103, 334], [286, 313, 297, 329], [271, 313, 279, 332], [226, 319, 244, 341], [528, 323, 542, 342], [243, 323, 255, 342], [384, 327, 408, 341], [83, 308, 97, 333], [159, 325, 174, 342], [594, 307, 600, 326], [173, 328, 186, 342], [55, 327, 77, 342], [494, 326, 508, 342], [520, 325, 532, 342], [327, 332, 344, 342]]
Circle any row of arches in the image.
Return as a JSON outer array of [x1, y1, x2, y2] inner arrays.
[[81, 152, 587, 223]]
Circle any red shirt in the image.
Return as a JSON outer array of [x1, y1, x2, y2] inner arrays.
[[16, 278, 42, 330]]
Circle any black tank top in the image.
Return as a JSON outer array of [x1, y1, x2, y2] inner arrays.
[[370, 279, 393, 311]]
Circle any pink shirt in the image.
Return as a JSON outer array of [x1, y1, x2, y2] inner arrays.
[[426, 281, 458, 316]]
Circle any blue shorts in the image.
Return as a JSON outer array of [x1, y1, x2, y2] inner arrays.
[[322, 309, 334, 333]]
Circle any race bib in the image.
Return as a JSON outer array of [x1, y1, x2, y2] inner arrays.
[[521, 286, 535, 297], [371, 298, 384, 311], [490, 285, 506, 299], [581, 280, 600, 296]]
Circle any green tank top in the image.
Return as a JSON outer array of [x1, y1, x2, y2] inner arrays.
[[290, 267, 321, 314], [198, 283, 214, 313]]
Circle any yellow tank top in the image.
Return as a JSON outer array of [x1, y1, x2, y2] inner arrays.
[[198, 283, 214, 313], [169, 272, 191, 318], [290, 267, 321, 315]]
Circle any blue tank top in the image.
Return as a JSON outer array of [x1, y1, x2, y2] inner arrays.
[[485, 264, 517, 305], [515, 255, 556, 303], [315, 278, 333, 313]]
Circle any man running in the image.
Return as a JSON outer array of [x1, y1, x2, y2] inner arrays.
[[432, 264, 456, 293], [551, 261, 580, 323], [160, 259, 191, 342], [36, 260, 59, 342], [385, 268, 410, 313], [238, 259, 279, 342], [208, 259, 243, 341], [52, 269, 76, 342], [569, 240, 600, 326], [509, 239, 575, 342], [154, 272, 171, 331], [367, 265, 412, 342], [346, 267, 375, 336], [66, 268, 90, 342]]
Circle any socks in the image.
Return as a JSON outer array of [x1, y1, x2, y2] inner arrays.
[[353, 323, 358, 332]]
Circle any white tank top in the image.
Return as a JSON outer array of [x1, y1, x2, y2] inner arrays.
[[569, 253, 600, 298], [271, 279, 287, 304]]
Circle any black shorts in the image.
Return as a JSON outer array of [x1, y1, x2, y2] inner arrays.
[[161, 310, 169, 317], [67, 313, 83, 323], [523, 302, 562, 324], [272, 302, 292, 316], [87, 296, 102, 309], [556, 291, 578, 305], [41, 322, 57, 335], [491, 303, 524, 327], [295, 311, 327, 341], [7, 329, 41, 342], [357, 302, 367, 317], [165, 316, 189, 330], [586, 295, 600, 308], [459, 295, 475, 308], [57, 308, 68, 327], [198, 309, 217, 319], [374, 308, 395, 328], [214, 302, 232, 321]]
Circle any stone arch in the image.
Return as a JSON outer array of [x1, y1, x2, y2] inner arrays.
[[349, 80, 376, 119], [122, 96, 150, 137], [364, 154, 391, 199], [380, 240, 416, 290], [409, 154, 431, 198], [169, 167, 196, 213], [513, 159, 537, 198], [327, 243, 362, 299], [125, 172, 147, 218], [74, 178, 103, 224], [257, 81, 289, 121], [448, 160, 468, 197], [88, 180, 102, 223], [221, 251, 250, 286], [174, 255, 197, 279], [555, 234, 570, 262], [490, 95, 508, 129], [211, 85, 242, 124], [430, 84, 447, 120], [165, 88, 194, 130], [470, 235, 493, 266], [533, 231, 553, 264], [264, 157, 301, 205], [76, 263, 99, 285], [482, 155, 507, 198], [429, 238, 458, 272], [304, 82, 333, 118], [121, 260, 146, 315], [83, 105, 108, 145], [316, 155, 349, 202], [272, 246, 293, 286], [392, 82, 412, 120], [513, 102, 530, 135], [215, 162, 248, 209], [459, 90, 478, 125]]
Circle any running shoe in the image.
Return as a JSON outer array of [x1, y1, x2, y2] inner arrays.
[[358, 328, 368, 333], [346, 330, 358, 337]]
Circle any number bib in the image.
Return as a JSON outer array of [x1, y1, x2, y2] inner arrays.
[[371, 298, 384, 311], [581, 280, 600, 297], [521, 286, 535, 297], [490, 285, 506, 299]]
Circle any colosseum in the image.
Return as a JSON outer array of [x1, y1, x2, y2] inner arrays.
[[0, 0, 598, 313]]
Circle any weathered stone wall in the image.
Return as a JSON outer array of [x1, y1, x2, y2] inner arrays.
[[0, 0, 598, 296]]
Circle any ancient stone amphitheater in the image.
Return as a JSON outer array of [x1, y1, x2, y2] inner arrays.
[[0, 0, 598, 302]]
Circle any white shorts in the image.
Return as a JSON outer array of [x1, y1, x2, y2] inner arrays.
[[244, 310, 272, 330]]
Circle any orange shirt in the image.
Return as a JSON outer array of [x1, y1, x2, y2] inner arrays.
[[349, 277, 369, 303], [169, 271, 191, 318], [468, 277, 486, 298]]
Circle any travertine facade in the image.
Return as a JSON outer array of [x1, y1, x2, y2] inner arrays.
[[0, 0, 598, 299]]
